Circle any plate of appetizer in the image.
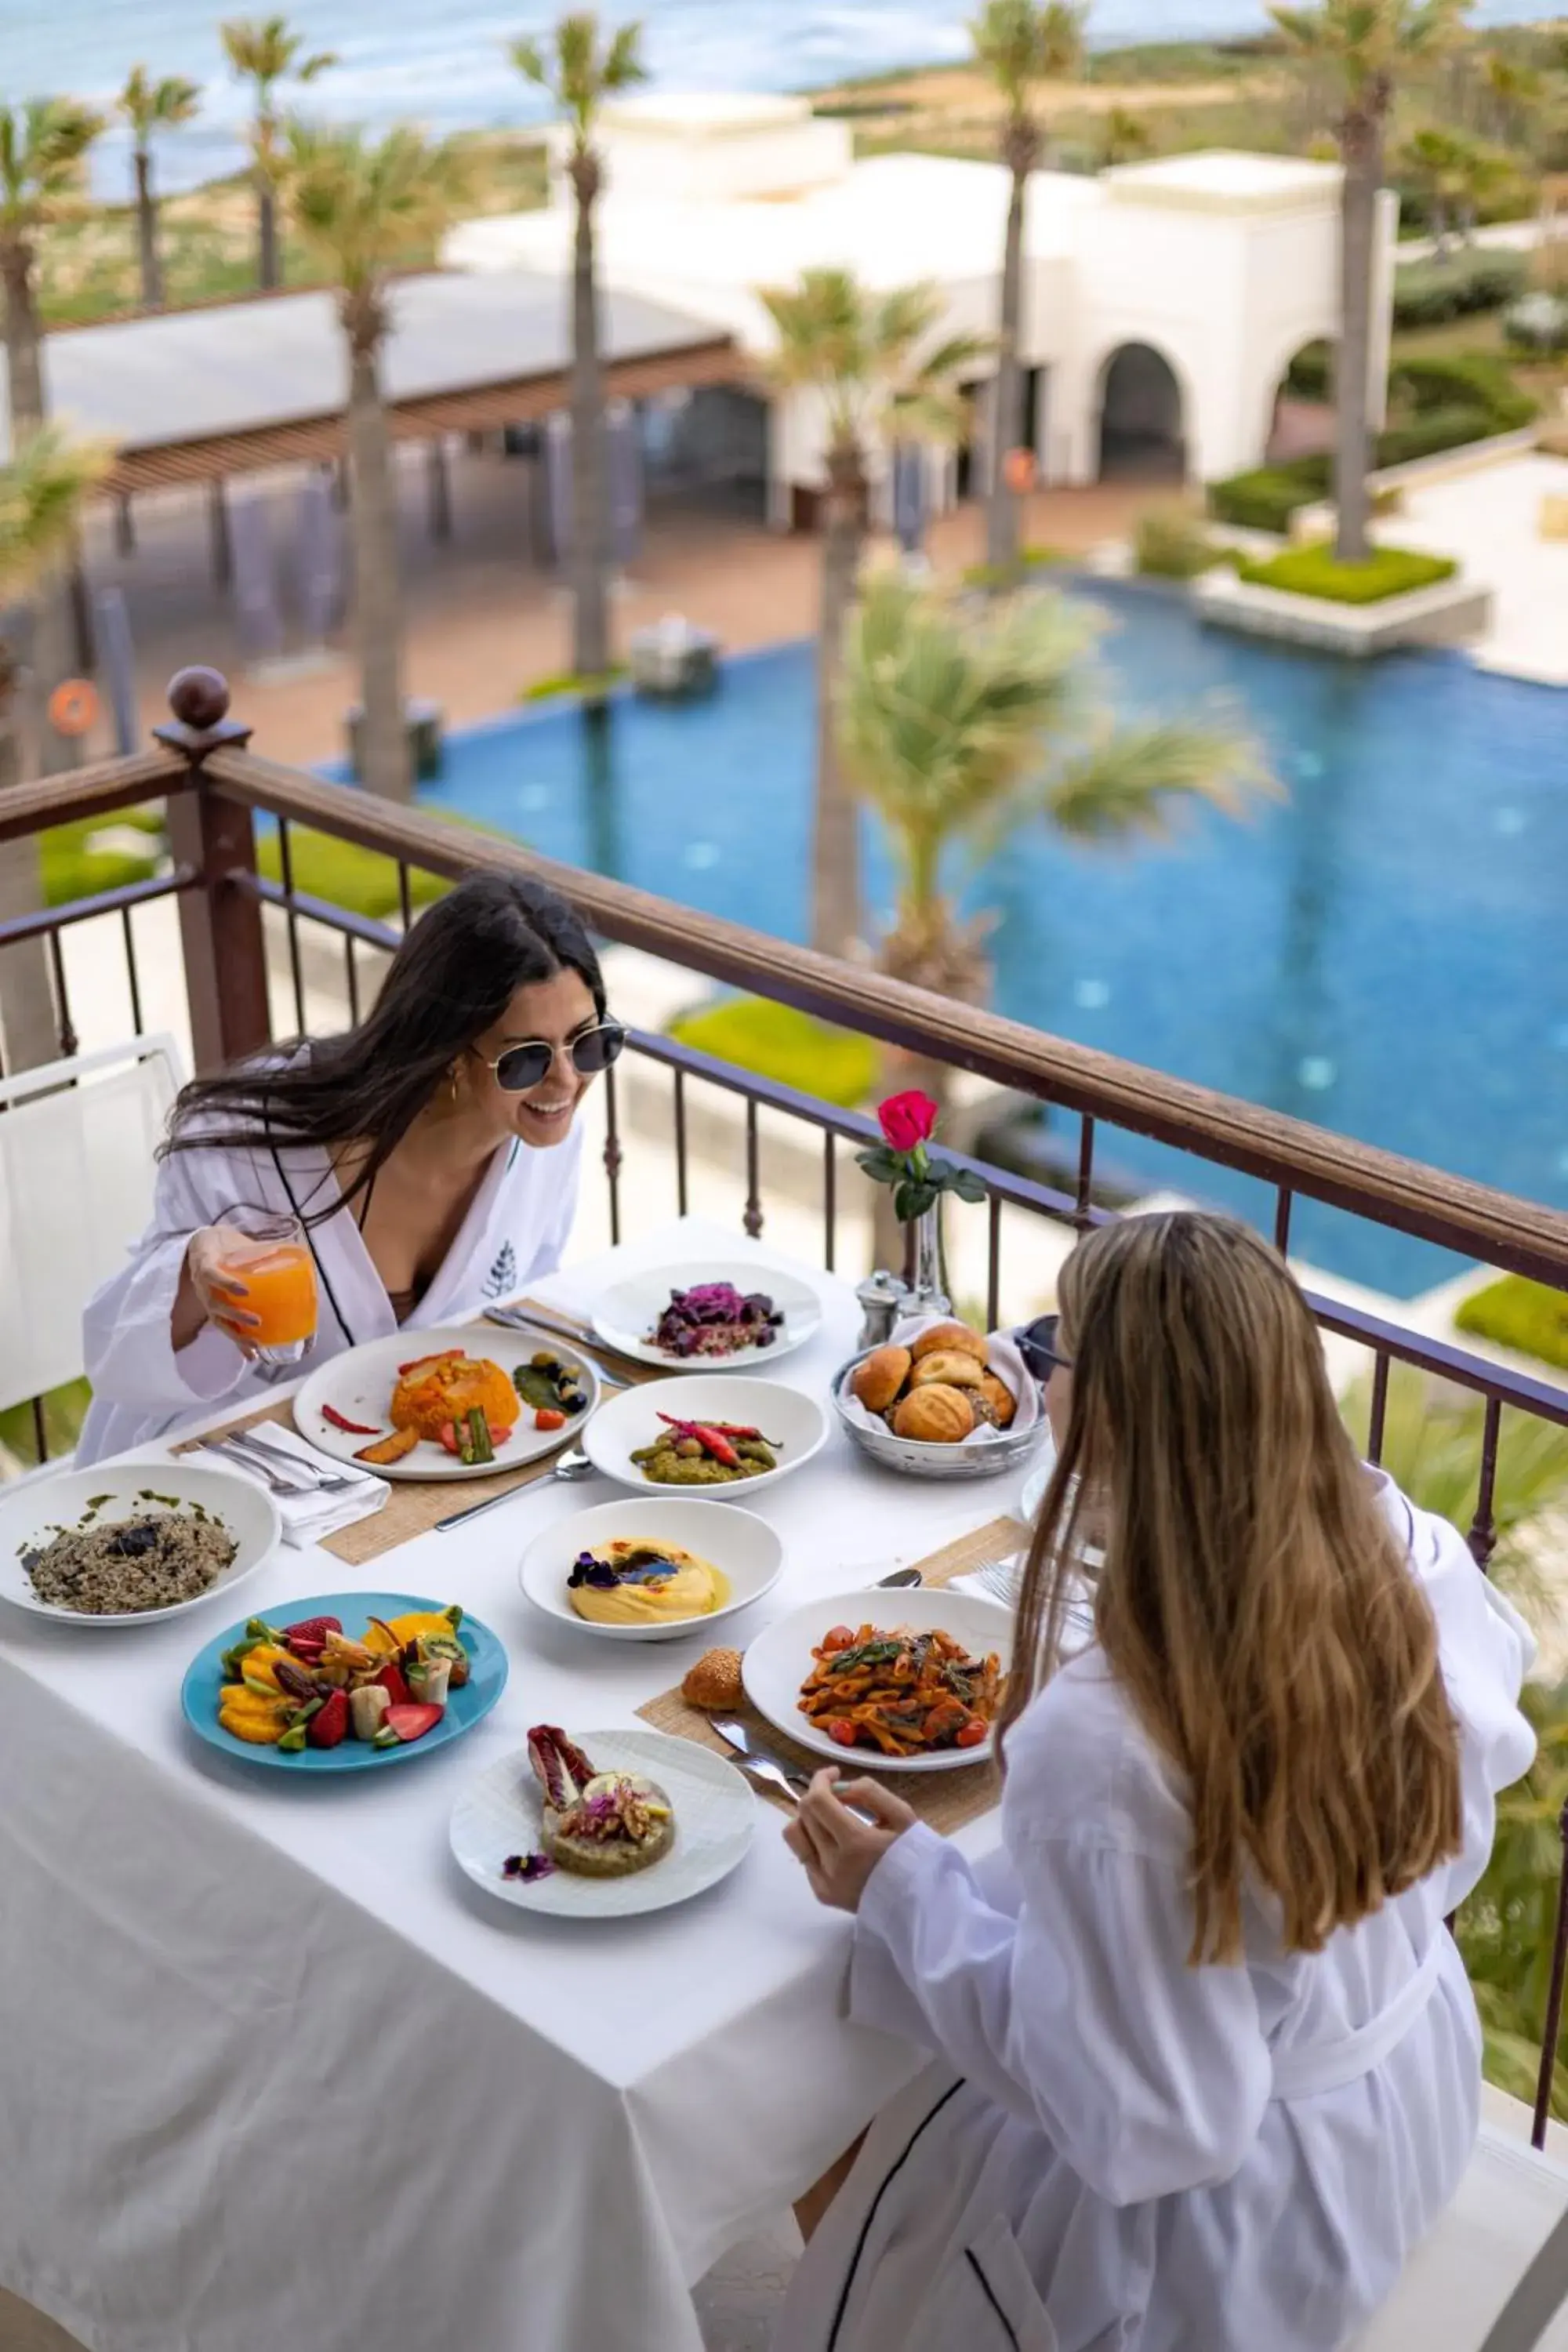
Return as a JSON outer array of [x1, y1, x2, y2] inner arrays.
[[0, 1464, 281, 1627], [181, 1591, 507, 1769], [590, 1262, 823, 1370], [833, 1315, 1044, 1481], [581, 1374, 828, 1500], [742, 1587, 1013, 1773], [450, 1724, 754, 1916], [292, 1327, 600, 1481], [518, 1495, 784, 1642]]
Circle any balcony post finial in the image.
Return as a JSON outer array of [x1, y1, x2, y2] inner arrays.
[[154, 665, 252, 766]]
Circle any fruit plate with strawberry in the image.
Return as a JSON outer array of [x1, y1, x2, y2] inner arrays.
[[180, 1592, 507, 1773]]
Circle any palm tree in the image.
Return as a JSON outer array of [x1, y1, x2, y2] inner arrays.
[[1398, 124, 1472, 250], [838, 570, 1271, 1015], [284, 124, 473, 804], [510, 13, 647, 691], [971, 0, 1086, 575], [1270, 0, 1472, 564], [757, 270, 986, 960], [0, 426, 108, 1072], [220, 16, 336, 289], [1097, 103, 1156, 169], [0, 98, 103, 435], [118, 67, 201, 310]]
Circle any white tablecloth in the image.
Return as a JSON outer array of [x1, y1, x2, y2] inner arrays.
[[0, 1218, 1029, 2352]]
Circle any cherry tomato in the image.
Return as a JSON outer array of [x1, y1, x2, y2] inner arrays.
[[534, 1407, 566, 1432], [826, 1719, 859, 1748], [820, 1625, 855, 1652], [955, 1719, 988, 1749]]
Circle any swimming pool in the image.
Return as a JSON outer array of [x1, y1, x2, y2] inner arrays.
[[411, 582, 1567, 1298]]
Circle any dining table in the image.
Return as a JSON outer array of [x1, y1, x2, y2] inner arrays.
[[0, 1215, 1039, 2352]]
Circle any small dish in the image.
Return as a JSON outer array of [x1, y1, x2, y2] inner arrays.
[[518, 1494, 783, 1642], [582, 1374, 829, 1501], [590, 1260, 824, 1370], [451, 1728, 754, 1916], [0, 1463, 281, 1628], [293, 1327, 600, 1482]]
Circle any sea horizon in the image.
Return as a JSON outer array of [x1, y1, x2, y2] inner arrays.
[[0, 0, 1551, 199]]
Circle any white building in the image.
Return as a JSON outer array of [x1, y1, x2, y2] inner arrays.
[[445, 93, 1396, 528]]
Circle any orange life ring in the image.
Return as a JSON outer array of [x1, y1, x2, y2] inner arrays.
[[49, 678, 99, 739], [1002, 445, 1038, 496]]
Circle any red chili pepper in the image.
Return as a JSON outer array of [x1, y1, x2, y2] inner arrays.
[[656, 1410, 742, 1469], [321, 1403, 381, 1437]]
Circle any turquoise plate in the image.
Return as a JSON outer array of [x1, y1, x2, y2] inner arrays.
[[180, 1591, 507, 1773]]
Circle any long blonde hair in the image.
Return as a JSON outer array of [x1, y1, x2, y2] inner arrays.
[[1004, 1211, 1461, 1965]]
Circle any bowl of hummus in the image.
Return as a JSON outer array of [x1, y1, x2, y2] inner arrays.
[[519, 1497, 784, 1643]]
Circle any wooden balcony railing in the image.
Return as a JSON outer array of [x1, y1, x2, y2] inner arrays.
[[4, 663, 1568, 2139]]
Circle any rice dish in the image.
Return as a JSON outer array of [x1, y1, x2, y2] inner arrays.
[[23, 1497, 237, 1616]]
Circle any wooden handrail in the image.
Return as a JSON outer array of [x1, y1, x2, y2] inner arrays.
[[0, 750, 191, 840], [195, 747, 1568, 1289]]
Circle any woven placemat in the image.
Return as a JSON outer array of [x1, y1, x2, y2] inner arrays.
[[637, 1515, 1027, 1837], [173, 1298, 671, 1566]]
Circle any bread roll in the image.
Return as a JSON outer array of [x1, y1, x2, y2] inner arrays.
[[852, 1345, 912, 1415], [909, 1321, 989, 1367], [977, 1371, 1016, 1428], [682, 1648, 744, 1711], [909, 1349, 986, 1392], [891, 1383, 975, 1443]]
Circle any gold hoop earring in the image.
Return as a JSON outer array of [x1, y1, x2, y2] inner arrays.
[[448, 1064, 462, 1108]]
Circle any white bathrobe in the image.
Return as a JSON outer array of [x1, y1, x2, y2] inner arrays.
[[77, 1120, 584, 1466], [775, 1478, 1537, 2352]]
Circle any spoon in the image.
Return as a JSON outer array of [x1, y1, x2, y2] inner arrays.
[[434, 1447, 595, 1534]]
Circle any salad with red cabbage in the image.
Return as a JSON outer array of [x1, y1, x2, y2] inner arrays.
[[647, 1282, 783, 1358]]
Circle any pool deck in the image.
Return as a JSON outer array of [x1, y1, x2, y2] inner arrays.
[[1393, 447, 1568, 688]]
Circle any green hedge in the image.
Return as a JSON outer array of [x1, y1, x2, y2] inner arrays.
[[1374, 404, 1500, 467], [1456, 1276, 1568, 1370], [1133, 506, 1225, 579], [668, 996, 880, 1109], [1388, 351, 1538, 428], [1207, 458, 1329, 531], [1236, 540, 1457, 604], [1284, 339, 1332, 401], [1392, 249, 1527, 328], [41, 812, 164, 907], [258, 827, 448, 922]]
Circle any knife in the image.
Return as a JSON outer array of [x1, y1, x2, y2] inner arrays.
[[488, 1301, 648, 1371], [481, 1306, 631, 1388], [709, 1719, 877, 1823]]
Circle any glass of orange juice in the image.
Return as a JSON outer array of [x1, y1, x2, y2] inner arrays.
[[215, 1208, 319, 1368]]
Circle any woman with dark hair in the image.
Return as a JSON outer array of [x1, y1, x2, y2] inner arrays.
[[78, 870, 622, 1464]]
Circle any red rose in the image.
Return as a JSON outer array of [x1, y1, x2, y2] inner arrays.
[[877, 1090, 939, 1154]]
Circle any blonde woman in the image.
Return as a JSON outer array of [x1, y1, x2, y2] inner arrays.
[[777, 1211, 1535, 2352]]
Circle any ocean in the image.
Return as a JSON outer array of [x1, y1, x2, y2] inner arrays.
[[0, 0, 1550, 198]]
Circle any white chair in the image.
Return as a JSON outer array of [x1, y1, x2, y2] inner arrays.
[[1353, 2107, 1568, 2352], [0, 1036, 183, 1472]]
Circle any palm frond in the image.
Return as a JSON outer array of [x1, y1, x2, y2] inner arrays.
[[285, 121, 474, 307], [0, 425, 108, 599], [0, 97, 103, 230], [120, 67, 201, 138], [509, 34, 549, 88], [971, 0, 1087, 99], [1044, 718, 1276, 843]]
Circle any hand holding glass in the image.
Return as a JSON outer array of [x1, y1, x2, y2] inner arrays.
[[205, 1210, 318, 1367]]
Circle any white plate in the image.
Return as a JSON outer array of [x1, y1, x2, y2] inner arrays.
[[0, 1464, 281, 1628], [451, 1727, 754, 1917], [742, 1586, 1014, 1773], [591, 1260, 824, 1370], [292, 1327, 601, 1482], [518, 1495, 783, 1642], [582, 1374, 828, 1501]]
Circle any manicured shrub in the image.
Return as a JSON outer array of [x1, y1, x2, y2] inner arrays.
[[1132, 505, 1222, 578], [1236, 540, 1457, 604], [1374, 405, 1499, 466], [1392, 249, 1526, 328], [1456, 1275, 1568, 1370], [1207, 461, 1327, 532], [668, 996, 880, 1109], [1388, 351, 1537, 427], [257, 826, 448, 921]]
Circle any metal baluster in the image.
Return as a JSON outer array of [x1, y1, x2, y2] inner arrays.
[[1468, 1396, 1502, 1572], [121, 905, 144, 1035], [46, 927, 78, 1058], [1274, 1187, 1294, 1254], [1534, 1798, 1568, 2151], [822, 1130, 837, 1272], [986, 1193, 1002, 1333], [343, 933, 360, 1025], [1075, 1116, 1096, 1232], [397, 862, 413, 931], [278, 820, 306, 1031], [1366, 1352, 1391, 1465], [673, 1066, 689, 1218], [30, 1396, 48, 1466], [602, 1062, 622, 1247], [744, 1098, 763, 1240]]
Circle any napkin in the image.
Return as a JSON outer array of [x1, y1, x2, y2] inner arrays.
[[201, 1424, 390, 1549], [838, 1314, 1041, 1446]]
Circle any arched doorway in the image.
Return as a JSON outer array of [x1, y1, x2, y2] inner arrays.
[[1096, 343, 1185, 481], [1266, 339, 1335, 466]]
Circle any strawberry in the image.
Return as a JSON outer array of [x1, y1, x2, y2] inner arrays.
[[381, 1702, 443, 1744], [375, 1660, 412, 1708], [284, 1615, 342, 1660], [307, 1689, 350, 1749]]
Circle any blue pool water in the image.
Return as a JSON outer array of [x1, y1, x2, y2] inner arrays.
[[410, 582, 1568, 1298]]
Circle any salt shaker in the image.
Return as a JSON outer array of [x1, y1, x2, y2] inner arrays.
[[855, 1269, 907, 1350]]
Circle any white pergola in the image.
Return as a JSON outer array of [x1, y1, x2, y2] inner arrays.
[[445, 94, 1397, 523]]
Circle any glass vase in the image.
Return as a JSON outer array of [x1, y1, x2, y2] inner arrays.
[[902, 1202, 952, 1319]]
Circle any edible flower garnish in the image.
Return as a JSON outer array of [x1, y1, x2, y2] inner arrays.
[[503, 1851, 557, 1882]]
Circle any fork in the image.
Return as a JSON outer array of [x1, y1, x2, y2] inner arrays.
[[213, 1431, 358, 1495], [973, 1555, 1022, 1606]]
